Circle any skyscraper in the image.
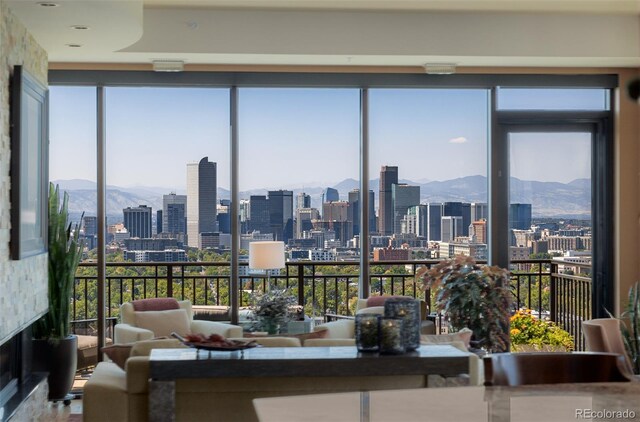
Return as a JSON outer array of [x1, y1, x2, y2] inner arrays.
[[324, 187, 339, 203], [510, 203, 532, 230], [347, 189, 375, 236], [441, 216, 463, 242], [405, 205, 428, 237], [123, 205, 152, 238], [379, 166, 398, 235], [82, 216, 98, 237], [296, 192, 311, 210], [249, 195, 270, 234], [392, 184, 420, 235], [426, 202, 443, 241], [296, 208, 320, 238], [186, 157, 217, 248], [268, 190, 294, 243], [156, 210, 163, 235], [442, 202, 471, 236], [163, 193, 187, 235], [470, 203, 488, 222]]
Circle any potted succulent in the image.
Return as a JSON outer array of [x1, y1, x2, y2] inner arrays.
[[32, 183, 83, 403], [417, 255, 512, 353]]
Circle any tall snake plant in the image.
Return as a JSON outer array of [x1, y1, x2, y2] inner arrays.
[[33, 183, 83, 341], [621, 282, 640, 374]]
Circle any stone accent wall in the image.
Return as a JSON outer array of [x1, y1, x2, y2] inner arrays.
[[0, 2, 49, 345]]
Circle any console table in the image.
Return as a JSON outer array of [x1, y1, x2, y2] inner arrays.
[[148, 345, 470, 422]]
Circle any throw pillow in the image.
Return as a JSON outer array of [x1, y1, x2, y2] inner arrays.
[[134, 308, 190, 338], [131, 297, 180, 312], [366, 295, 411, 308], [420, 328, 473, 350], [356, 306, 384, 315], [101, 344, 133, 370]]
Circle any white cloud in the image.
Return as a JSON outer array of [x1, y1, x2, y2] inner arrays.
[[449, 137, 468, 144]]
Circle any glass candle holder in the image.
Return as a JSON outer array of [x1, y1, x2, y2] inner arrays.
[[378, 317, 405, 355], [384, 297, 421, 351], [355, 314, 380, 352]]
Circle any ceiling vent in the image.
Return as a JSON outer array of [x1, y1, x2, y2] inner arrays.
[[424, 63, 457, 75]]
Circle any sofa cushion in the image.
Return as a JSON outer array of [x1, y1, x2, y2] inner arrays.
[[366, 295, 411, 308], [101, 344, 133, 370], [129, 338, 186, 357], [132, 297, 180, 312], [356, 306, 385, 315], [135, 309, 190, 337], [244, 327, 329, 343], [314, 319, 355, 339], [421, 328, 473, 350]]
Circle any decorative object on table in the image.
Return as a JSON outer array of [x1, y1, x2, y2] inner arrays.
[[384, 297, 420, 351], [249, 288, 297, 335], [249, 241, 285, 291], [172, 332, 258, 351], [510, 308, 574, 352], [619, 281, 640, 374], [9, 65, 49, 260], [355, 314, 380, 352], [417, 255, 512, 353], [32, 183, 84, 404], [378, 317, 405, 354]]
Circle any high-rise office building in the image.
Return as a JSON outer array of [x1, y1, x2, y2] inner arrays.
[[268, 190, 294, 243], [323, 187, 339, 203], [249, 195, 270, 234], [405, 205, 428, 237], [510, 203, 532, 230], [441, 215, 463, 242], [426, 203, 443, 241], [322, 201, 352, 244], [471, 219, 488, 244], [470, 203, 488, 222], [156, 210, 162, 235], [163, 193, 187, 235], [296, 208, 320, 238], [82, 216, 98, 237], [442, 202, 471, 236], [379, 166, 398, 235], [186, 157, 217, 248], [296, 192, 311, 210], [347, 189, 376, 236], [392, 184, 420, 235], [123, 205, 153, 238], [217, 200, 231, 234]]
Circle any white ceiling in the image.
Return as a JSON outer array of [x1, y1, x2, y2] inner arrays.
[[6, 0, 640, 67]]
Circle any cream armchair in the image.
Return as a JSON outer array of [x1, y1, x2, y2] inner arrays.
[[114, 299, 242, 344]]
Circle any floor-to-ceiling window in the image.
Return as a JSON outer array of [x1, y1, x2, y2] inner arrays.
[[48, 72, 615, 337]]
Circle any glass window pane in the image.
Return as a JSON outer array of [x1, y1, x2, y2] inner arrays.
[[498, 88, 608, 110], [238, 88, 360, 316], [49, 86, 97, 334], [105, 87, 230, 314]]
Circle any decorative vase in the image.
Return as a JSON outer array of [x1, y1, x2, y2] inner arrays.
[[355, 314, 380, 352], [260, 317, 280, 335], [384, 297, 420, 351]]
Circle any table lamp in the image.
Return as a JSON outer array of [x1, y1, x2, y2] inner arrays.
[[249, 241, 285, 291]]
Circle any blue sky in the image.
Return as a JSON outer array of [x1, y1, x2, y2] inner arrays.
[[49, 86, 597, 190]]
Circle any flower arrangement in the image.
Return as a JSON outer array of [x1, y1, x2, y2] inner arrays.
[[510, 309, 574, 352], [417, 255, 512, 352], [249, 289, 296, 334]]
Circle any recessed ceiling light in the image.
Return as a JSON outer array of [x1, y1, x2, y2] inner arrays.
[[37, 2, 59, 7], [69, 25, 90, 30], [66, 43, 83, 48]]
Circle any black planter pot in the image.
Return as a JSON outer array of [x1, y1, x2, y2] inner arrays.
[[32, 335, 77, 401]]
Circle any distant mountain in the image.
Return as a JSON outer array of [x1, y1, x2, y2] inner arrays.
[[54, 174, 591, 221]]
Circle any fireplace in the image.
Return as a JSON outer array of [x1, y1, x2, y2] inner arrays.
[[0, 326, 36, 415]]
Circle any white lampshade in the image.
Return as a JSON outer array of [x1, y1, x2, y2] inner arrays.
[[249, 241, 285, 270]]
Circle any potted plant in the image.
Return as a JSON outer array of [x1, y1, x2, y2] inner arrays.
[[417, 255, 512, 353], [249, 289, 296, 334], [32, 183, 83, 403]]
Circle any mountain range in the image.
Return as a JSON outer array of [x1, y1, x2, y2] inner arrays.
[[53, 175, 591, 222]]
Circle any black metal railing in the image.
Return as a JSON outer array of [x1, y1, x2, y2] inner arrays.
[[71, 258, 591, 350]]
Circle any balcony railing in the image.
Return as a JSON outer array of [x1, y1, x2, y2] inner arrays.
[[71, 258, 591, 350]]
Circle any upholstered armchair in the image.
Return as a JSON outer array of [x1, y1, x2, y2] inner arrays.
[[114, 298, 243, 344]]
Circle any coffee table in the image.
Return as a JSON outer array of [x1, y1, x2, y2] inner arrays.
[[148, 345, 470, 422]]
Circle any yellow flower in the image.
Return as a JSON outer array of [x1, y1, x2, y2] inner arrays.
[[510, 328, 521, 335]]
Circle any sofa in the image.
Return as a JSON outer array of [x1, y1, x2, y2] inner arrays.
[[84, 338, 434, 422]]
